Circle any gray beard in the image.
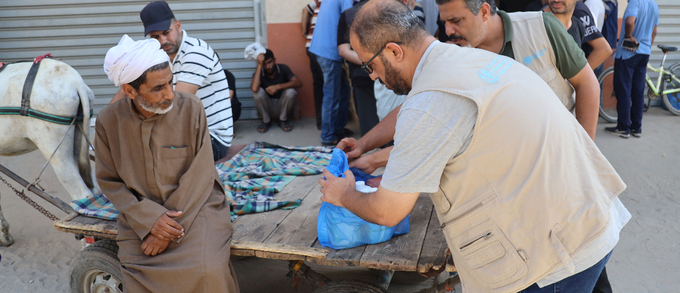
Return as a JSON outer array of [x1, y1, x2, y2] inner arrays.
[[136, 95, 173, 114]]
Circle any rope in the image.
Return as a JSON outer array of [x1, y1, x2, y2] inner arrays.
[[28, 116, 77, 191], [77, 123, 95, 151]]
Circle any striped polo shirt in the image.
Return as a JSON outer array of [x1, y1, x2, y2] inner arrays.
[[305, 0, 321, 48], [171, 30, 233, 147]]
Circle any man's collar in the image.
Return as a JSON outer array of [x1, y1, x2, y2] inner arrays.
[[172, 30, 189, 63], [412, 40, 439, 86], [497, 10, 513, 55], [127, 97, 147, 120]]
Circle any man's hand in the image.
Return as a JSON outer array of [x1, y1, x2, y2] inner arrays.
[[150, 211, 184, 241], [336, 138, 365, 160], [349, 154, 378, 174], [256, 53, 265, 65], [141, 234, 171, 256], [318, 168, 357, 208], [624, 36, 639, 51], [265, 85, 280, 96]]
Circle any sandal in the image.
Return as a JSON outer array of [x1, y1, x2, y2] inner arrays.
[[257, 121, 271, 133], [278, 120, 293, 132]]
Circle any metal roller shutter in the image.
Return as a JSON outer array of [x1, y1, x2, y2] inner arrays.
[[650, 0, 679, 79], [0, 0, 265, 119]]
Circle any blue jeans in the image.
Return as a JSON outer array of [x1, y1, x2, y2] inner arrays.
[[317, 55, 350, 144], [211, 136, 229, 162], [520, 250, 612, 293], [614, 54, 649, 131]]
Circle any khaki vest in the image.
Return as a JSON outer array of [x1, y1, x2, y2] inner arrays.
[[508, 12, 576, 111], [407, 43, 625, 293]]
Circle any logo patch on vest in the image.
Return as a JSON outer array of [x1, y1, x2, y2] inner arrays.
[[479, 55, 513, 84], [523, 48, 547, 65]]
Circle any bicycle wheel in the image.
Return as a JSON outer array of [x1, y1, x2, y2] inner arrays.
[[597, 67, 618, 122], [662, 63, 680, 115]]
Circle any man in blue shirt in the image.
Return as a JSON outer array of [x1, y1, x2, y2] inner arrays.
[[606, 0, 658, 138], [310, 0, 354, 145]]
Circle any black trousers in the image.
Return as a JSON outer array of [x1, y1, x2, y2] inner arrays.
[[306, 49, 324, 127], [211, 136, 229, 162], [352, 84, 379, 136]]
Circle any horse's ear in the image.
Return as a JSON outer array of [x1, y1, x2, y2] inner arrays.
[[121, 84, 137, 100]]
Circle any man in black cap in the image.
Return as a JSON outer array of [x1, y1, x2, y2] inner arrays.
[[110, 1, 234, 162]]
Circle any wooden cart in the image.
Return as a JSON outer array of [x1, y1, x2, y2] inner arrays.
[[54, 174, 459, 293]]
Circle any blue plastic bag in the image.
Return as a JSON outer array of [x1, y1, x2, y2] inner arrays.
[[317, 149, 410, 249]]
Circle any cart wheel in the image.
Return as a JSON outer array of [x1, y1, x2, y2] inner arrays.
[[69, 239, 124, 293], [312, 280, 387, 293]]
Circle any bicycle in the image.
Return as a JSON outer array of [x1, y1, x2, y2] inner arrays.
[[598, 44, 680, 123]]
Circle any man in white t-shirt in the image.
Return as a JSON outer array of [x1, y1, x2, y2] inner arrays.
[[584, 0, 605, 30]]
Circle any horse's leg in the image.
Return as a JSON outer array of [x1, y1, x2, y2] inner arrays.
[[29, 125, 93, 201], [0, 192, 14, 246]]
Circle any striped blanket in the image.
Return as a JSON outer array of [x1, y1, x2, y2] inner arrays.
[[71, 142, 332, 221], [216, 142, 332, 220]]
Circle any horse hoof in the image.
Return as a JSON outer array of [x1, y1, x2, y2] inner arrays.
[[0, 233, 14, 247]]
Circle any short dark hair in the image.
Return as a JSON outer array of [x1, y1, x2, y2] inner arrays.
[[264, 49, 275, 61], [350, 0, 427, 53], [128, 61, 170, 91], [435, 0, 497, 15]]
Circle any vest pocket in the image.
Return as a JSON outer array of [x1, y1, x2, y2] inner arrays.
[[431, 187, 452, 214], [537, 65, 557, 83], [442, 198, 528, 289]]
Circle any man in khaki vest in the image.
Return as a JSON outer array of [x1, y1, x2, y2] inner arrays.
[[336, 0, 600, 174], [319, 1, 629, 292]]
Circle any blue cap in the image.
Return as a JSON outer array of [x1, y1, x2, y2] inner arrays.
[[140, 1, 175, 36]]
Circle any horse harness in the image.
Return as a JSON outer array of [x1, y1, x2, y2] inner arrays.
[[1, 55, 90, 220], [0, 54, 90, 125]]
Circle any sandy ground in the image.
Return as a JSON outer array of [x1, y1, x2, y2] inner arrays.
[[0, 108, 679, 292]]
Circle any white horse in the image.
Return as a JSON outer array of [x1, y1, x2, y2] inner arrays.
[[0, 59, 101, 246]]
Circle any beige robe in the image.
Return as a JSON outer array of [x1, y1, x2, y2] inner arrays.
[[95, 92, 239, 293]]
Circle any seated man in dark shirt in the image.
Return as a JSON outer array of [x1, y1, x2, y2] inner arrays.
[[250, 49, 303, 133]]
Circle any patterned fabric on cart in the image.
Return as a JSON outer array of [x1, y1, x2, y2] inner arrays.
[[215, 142, 332, 220], [71, 142, 332, 221], [70, 193, 119, 220]]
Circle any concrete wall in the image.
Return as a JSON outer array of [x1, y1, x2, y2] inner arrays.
[[619, 1, 627, 18], [264, 0, 317, 118], [261, 0, 674, 117]]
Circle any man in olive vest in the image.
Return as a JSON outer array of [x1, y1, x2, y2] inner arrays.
[[319, 1, 629, 292]]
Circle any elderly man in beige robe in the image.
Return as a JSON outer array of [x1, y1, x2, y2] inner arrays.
[[95, 35, 239, 292]]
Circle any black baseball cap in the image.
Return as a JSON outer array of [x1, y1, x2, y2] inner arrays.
[[140, 1, 175, 36]]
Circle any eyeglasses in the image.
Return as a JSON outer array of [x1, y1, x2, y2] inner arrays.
[[361, 42, 402, 74]]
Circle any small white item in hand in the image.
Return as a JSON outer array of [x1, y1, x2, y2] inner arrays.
[[244, 43, 266, 60], [356, 181, 378, 193]]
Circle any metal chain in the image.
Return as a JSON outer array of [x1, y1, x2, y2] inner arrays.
[[0, 174, 59, 221]]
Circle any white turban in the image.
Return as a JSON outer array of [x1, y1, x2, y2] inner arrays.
[[103, 35, 170, 87]]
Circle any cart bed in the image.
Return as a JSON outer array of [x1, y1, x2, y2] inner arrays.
[[54, 174, 454, 274]]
